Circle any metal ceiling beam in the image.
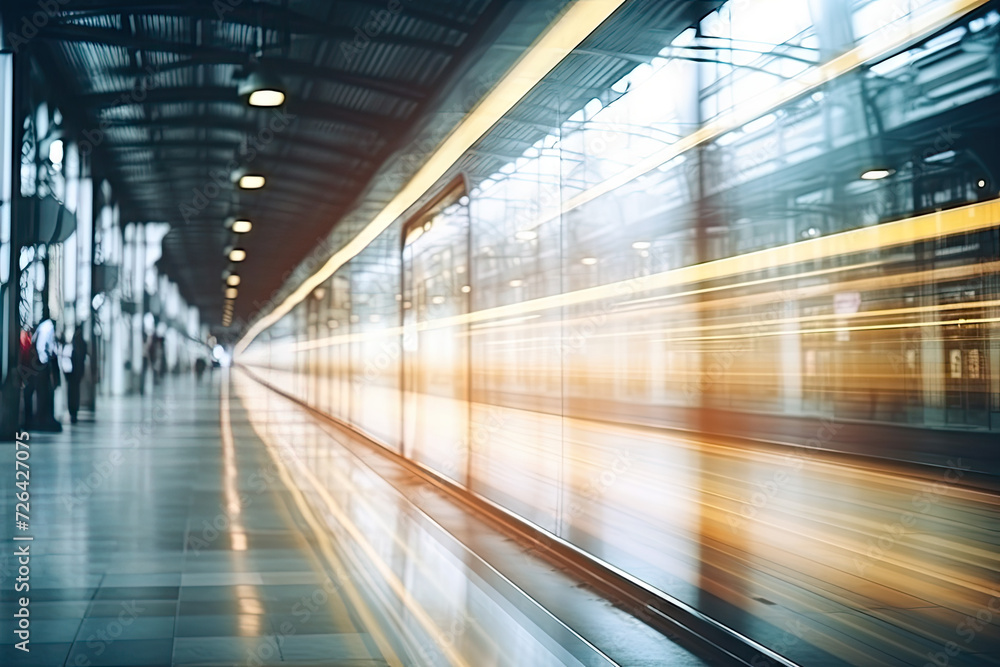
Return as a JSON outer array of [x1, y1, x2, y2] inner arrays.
[[105, 57, 429, 102], [55, 0, 475, 35], [80, 86, 398, 131], [99, 116, 379, 151], [41, 18, 453, 56], [103, 139, 240, 152], [104, 135, 376, 168], [113, 152, 364, 179]]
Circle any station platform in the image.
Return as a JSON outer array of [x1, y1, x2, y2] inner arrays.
[[0, 372, 708, 667]]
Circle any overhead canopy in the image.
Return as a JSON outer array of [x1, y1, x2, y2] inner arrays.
[[21, 0, 520, 323]]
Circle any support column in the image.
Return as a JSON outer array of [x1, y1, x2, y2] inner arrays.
[[0, 25, 27, 439]]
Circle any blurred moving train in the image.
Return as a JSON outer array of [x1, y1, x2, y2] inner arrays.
[[240, 0, 1000, 664]]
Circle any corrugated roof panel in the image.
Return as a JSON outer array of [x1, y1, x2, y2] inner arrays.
[[36, 0, 549, 318], [64, 14, 122, 30]]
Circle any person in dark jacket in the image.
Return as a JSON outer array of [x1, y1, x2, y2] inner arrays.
[[65, 326, 88, 424]]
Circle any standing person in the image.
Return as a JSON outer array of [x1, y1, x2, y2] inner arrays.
[[141, 334, 152, 395], [32, 316, 61, 432], [64, 326, 88, 424], [19, 329, 35, 428]]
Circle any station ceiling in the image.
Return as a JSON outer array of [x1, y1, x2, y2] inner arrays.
[[18, 0, 522, 325]]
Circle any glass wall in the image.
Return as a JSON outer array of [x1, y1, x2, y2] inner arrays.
[[241, 1, 1000, 663]]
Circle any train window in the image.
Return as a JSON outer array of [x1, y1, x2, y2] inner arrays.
[[400, 177, 472, 480]]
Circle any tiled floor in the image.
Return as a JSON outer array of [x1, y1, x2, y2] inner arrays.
[[0, 372, 391, 666], [1, 370, 713, 667]]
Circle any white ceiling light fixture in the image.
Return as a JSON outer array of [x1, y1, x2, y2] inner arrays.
[[239, 69, 286, 107], [229, 248, 247, 262], [860, 168, 894, 181], [238, 16, 286, 108], [238, 174, 266, 189], [230, 219, 253, 234], [226, 274, 241, 287]]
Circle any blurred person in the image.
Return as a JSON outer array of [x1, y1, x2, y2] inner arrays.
[[63, 325, 87, 424], [195, 357, 207, 381], [32, 316, 61, 432], [154, 334, 165, 382], [19, 328, 35, 428], [141, 333, 153, 395]]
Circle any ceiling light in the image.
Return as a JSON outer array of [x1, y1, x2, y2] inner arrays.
[[226, 274, 241, 287], [248, 89, 285, 107], [860, 168, 893, 181], [515, 230, 538, 241], [632, 241, 651, 250], [509, 279, 523, 288], [238, 175, 265, 189], [225, 287, 238, 299], [231, 219, 253, 234], [581, 257, 598, 265], [461, 285, 471, 293], [239, 70, 286, 107], [229, 248, 247, 262], [978, 179, 986, 188]]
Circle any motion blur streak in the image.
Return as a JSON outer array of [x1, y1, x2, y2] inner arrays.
[[284, 202, 1000, 354], [234, 0, 631, 357], [235, 376, 408, 667], [237, 0, 991, 357], [239, 0, 1000, 664], [235, 376, 610, 667]]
